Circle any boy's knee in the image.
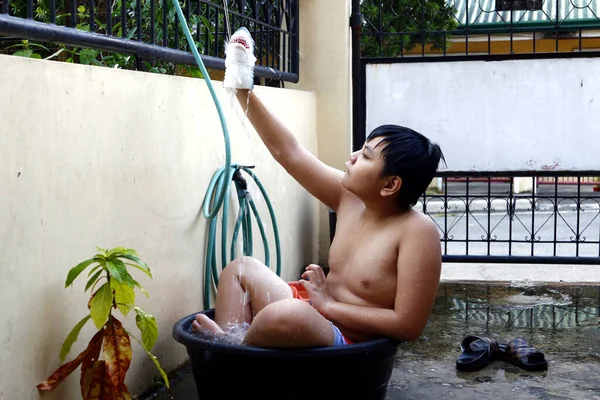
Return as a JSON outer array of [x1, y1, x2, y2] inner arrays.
[[221, 256, 263, 277], [253, 299, 309, 332]]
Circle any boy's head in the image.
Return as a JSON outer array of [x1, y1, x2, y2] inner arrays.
[[364, 124, 445, 208]]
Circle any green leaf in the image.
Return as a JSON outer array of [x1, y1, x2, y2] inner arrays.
[[87, 263, 103, 277], [128, 332, 169, 389], [79, 48, 98, 65], [89, 283, 113, 329], [110, 247, 140, 257], [59, 315, 91, 362], [85, 269, 103, 293], [119, 255, 152, 279], [134, 307, 158, 351], [13, 50, 33, 58], [77, 5, 85, 12], [131, 277, 149, 298], [110, 279, 135, 317], [111, 259, 136, 287], [105, 260, 127, 284], [65, 259, 97, 288]]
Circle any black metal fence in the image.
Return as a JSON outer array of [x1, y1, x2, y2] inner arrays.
[[0, 0, 299, 82], [358, 0, 600, 60], [419, 172, 600, 264]]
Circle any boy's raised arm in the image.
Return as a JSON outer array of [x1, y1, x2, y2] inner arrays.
[[234, 88, 347, 212]]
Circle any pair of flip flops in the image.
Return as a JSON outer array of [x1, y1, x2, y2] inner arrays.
[[456, 335, 548, 372]]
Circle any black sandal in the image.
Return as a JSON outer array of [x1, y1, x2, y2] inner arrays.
[[456, 335, 500, 372], [498, 338, 548, 371]]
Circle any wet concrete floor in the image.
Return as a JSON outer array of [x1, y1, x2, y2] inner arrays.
[[141, 282, 600, 400]]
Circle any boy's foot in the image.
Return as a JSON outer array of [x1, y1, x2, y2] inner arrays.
[[191, 313, 225, 336]]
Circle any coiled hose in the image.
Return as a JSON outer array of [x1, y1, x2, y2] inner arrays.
[[170, 0, 282, 310]]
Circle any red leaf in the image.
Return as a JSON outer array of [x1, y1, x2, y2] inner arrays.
[[80, 331, 106, 398], [37, 330, 103, 392], [102, 317, 132, 391], [80, 360, 107, 400], [100, 367, 131, 400]]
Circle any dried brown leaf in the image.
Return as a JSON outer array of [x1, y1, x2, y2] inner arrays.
[[102, 317, 132, 391], [37, 330, 104, 392]]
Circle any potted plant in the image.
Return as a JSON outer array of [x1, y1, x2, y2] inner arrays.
[[37, 247, 169, 398]]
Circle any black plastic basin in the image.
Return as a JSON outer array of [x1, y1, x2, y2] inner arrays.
[[172, 309, 399, 400]]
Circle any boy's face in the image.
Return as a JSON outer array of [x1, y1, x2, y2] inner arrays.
[[342, 137, 388, 198]]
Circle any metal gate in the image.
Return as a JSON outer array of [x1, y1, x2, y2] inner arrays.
[[350, 0, 600, 265]]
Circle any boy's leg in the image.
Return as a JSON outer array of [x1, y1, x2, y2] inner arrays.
[[243, 299, 336, 348], [192, 256, 293, 333]]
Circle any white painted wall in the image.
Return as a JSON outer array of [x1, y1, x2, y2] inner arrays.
[[366, 58, 600, 172], [0, 54, 318, 399], [290, 0, 352, 262]]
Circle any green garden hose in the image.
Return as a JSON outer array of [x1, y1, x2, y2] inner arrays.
[[170, 0, 282, 310]]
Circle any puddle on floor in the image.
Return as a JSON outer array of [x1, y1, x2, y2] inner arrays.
[[387, 282, 600, 400], [142, 282, 600, 400]]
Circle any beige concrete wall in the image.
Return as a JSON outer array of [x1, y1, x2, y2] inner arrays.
[[290, 0, 353, 263], [0, 53, 318, 398]]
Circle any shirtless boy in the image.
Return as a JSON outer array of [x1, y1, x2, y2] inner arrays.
[[191, 34, 445, 348]]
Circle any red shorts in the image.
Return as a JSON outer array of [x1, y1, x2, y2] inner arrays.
[[286, 281, 353, 345]]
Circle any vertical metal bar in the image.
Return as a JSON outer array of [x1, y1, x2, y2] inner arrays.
[[488, 33, 491, 55], [1, 0, 8, 14], [121, 0, 126, 37], [443, 32, 447, 56], [136, 0, 141, 40], [421, 0, 425, 56], [71, 0, 77, 26], [204, 3, 210, 53], [50, 0, 56, 23], [195, 0, 200, 44], [266, 25, 270, 68], [510, 11, 514, 54], [282, 3, 287, 73], [444, 177, 449, 255], [90, 0, 95, 31], [508, 177, 513, 256], [351, 0, 365, 151], [27, 0, 33, 19], [378, 0, 382, 57], [163, 0, 167, 46], [553, 176, 558, 256], [578, 29, 582, 52], [531, 176, 535, 256], [487, 177, 491, 255], [150, 0, 155, 44], [533, 31, 536, 53], [555, 0, 559, 52], [400, 33, 404, 57], [174, 5, 179, 49], [106, 0, 112, 35], [184, 0, 190, 50], [254, 0, 259, 61], [466, 177, 470, 256], [214, 3, 219, 55], [576, 176, 581, 256], [465, 0, 469, 55]]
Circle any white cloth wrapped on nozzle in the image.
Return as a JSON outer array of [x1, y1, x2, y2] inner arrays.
[[223, 27, 257, 90]]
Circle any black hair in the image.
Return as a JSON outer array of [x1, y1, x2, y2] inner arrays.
[[367, 124, 446, 208]]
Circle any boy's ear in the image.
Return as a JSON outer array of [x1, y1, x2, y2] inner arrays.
[[380, 176, 402, 198]]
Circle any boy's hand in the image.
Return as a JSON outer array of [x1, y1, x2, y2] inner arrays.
[[224, 27, 256, 90], [299, 264, 334, 314]]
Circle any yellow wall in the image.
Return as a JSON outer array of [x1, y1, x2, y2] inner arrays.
[[0, 53, 319, 398], [410, 34, 600, 55]]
